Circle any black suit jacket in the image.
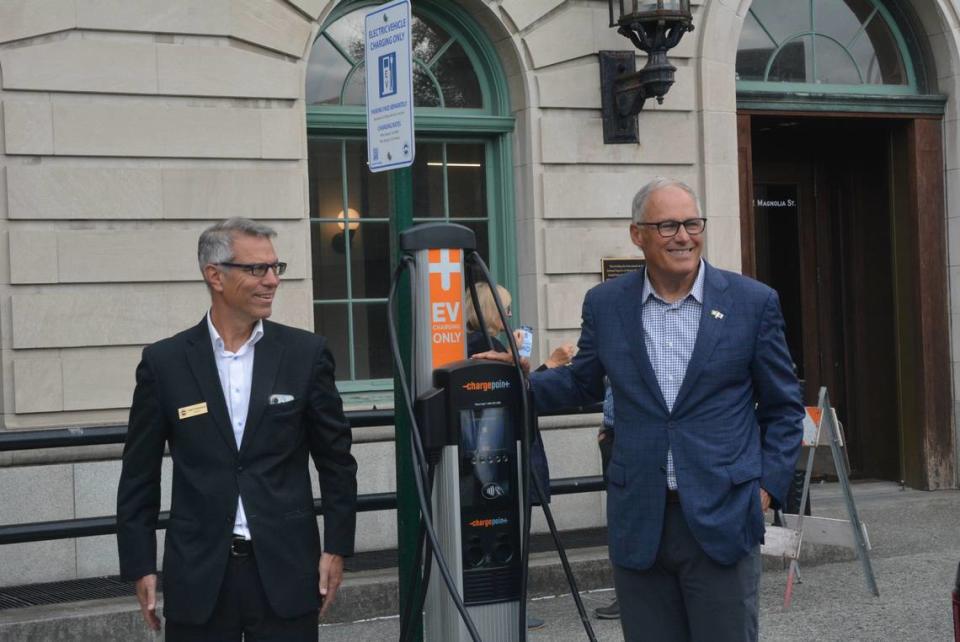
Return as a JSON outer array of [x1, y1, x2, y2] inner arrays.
[[116, 318, 358, 624]]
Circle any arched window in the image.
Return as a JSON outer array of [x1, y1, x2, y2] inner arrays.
[[305, 1, 514, 400], [736, 0, 918, 95]]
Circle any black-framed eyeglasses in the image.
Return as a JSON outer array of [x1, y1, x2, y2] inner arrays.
[[217, 261, 287, 277], [636, 217, 707, 238]]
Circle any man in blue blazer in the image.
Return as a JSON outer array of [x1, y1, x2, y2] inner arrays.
[[526, 178, 803, 641]]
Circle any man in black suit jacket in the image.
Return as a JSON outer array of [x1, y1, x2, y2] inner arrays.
[[117, 218, 358, 640]]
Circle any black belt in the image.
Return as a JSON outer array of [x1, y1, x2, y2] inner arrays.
[[666, 488, 681, 504], [230, 536, 253, 557]]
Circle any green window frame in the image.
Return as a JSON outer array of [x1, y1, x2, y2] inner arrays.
[[735, 0, 945, 114], [306, 0, 515, 402]]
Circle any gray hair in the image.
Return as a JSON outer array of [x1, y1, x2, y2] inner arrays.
[[631, 177, 702, 224], [197, 217, 277, 273]]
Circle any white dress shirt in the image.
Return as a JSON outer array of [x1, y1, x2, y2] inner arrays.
[[207, 312, 264, 540], [641, 259, 705, 490]]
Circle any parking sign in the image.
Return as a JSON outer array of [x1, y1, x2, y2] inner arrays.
[[365, 0, 414, 173]]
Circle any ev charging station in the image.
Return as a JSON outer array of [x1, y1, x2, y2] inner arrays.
[[395, 223, 526, 641], [388, 222, 598, 642]]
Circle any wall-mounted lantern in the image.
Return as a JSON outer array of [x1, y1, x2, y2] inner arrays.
[[601, 1, 695, 143]]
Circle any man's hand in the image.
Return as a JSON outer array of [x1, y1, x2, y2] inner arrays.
[[135, 574, 161, 631], [760, 488, 771, 512], [471, 350, 531, 374], [319, 552, 344, 618], [543, 344, 576, 369]]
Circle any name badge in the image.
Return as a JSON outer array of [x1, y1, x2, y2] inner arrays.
[[178, 402, 208, 420]]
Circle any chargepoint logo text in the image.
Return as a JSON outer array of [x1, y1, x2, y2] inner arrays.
[[462, 379, 511, 393]]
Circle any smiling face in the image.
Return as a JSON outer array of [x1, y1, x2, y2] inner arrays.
[[629, 184, 703, 294], [205, 233, 280, 327]]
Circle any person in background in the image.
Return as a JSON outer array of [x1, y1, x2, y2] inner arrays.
[[594, 382, 620, 620]]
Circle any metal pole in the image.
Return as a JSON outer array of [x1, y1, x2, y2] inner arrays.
[[391, 166, 423, 641]]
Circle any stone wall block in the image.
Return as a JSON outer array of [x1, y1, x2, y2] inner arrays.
[[948, 169, 960, 220], [12, 359, 64, 414], [10, 284, 210, 349], [545, 280, 595, 329], [76, 0, 228, 38], [7, 166, 163, 220], [161, 168, 305, 220], [702, 163, 741, 220], [350, 441, 397, 552], [702, 111, 739, 166], [3, 99, 54, 155], [541, 113, 697, 165], [952, 312, 960, 363], [55, 229, 204, 283], [283, 0, 327, 21], [529, 427, 603, 532], [74, 460, 123, 518], [698, 0, 741, 63], [0, 467, 85, 582], [63, 349, 143, 411], [700, 58, 736, 112], [522, 6, 596, 69], [0, 39, 158, 94], [157, 43, 301, 99], [51, 101, 263, 158], [0, 0, 75, 45], [500, 0, 565, 31], [260, 107, 304, 159], [0, 464, 74, 524], [9, 228, 58, 284], [76, 536, 121, 578], [0, 541, 76, 585], [230, 0, 315, 58], [542, 168, 699, 220], [544, 226, 639, 274], [703, 216, 742, 272]]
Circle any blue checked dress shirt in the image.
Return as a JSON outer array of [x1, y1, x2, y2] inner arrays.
[[641, 260, 705, 490]]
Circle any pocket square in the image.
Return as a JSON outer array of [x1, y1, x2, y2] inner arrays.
[[269, 394, 295, 405]]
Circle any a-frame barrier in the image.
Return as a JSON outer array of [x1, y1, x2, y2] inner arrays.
[[761, 387, 880, 607]]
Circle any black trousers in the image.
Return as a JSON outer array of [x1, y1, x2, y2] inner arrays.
[[613, 503, 761, 642], [164, 554, 319, 642]]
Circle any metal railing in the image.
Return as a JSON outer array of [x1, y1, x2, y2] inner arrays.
[[0, 406, 604, 546]]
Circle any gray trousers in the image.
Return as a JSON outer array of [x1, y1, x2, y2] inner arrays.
[[613, 503, 761, 642]]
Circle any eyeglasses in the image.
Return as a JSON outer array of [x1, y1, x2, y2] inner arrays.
[[636, 217, 707, 238], [217, 261, 287, 277]]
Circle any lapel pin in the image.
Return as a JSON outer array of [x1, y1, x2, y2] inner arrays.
[[710, 309, 724, 320]]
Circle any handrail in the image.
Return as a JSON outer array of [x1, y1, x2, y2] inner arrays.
[[0, 476, 605, 545], [0, 405, 602, 452]]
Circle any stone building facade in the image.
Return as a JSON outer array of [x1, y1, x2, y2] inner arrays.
[[0, 0, 958, 585]]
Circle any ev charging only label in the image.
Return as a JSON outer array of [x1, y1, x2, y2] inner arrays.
[[364, 0, 414, 173], [428, 248, 465, 369]]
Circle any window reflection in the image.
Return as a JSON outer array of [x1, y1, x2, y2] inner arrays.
[[305, 7, 484, 108], [736, 0, 909, 87]]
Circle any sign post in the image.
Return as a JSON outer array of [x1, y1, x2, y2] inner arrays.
[[365, 0, 415, 173]]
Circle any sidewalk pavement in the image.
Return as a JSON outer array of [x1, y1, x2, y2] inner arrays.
[[314, 481, 960, 641], [2, 481, 959, 640]]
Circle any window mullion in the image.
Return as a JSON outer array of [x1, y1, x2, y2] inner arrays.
[[427, 37, 456, 69], [325, 32, 357, 66], [340, 140, 357, 380], [847, 7, 879, 50], [442, 143, 450, 219]]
